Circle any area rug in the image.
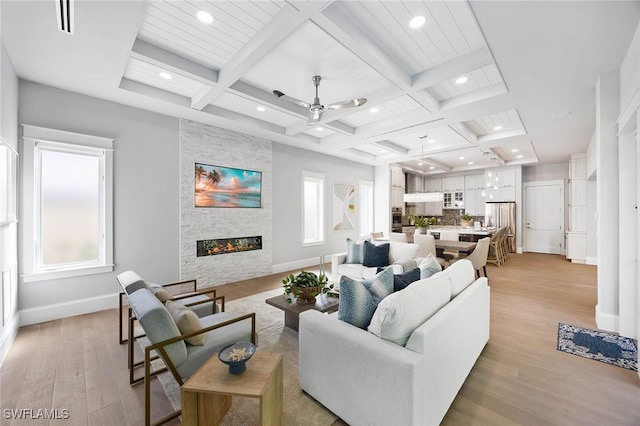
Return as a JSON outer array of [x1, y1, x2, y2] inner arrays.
[[557, 323, 638, 371], [140, 288, 338, 425]]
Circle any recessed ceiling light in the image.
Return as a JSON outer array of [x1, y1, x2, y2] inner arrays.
[[429, 166, 435, 170], [428, 139, 435, 144], [516, 155, 524, 159], [409, 15, 426, 29], [459, 156, 465, 160], [455, 76, 468, 84], [316, 126, 323, 131], [468, 161, 474, 165], [493, 125, 503, 131], [197, 11, 214, 24], [511, 148, 519, 153], [159, 72, 172, 80], [369, 107, 379, 113], [380, 149, 386, 153], [418, 161, 423, 165], [256, 106, 266, 112]]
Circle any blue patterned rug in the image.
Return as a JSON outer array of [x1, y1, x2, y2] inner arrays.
[[557, 323, 637, 371]]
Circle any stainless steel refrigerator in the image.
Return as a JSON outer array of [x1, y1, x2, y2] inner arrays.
[[485, 201, 516, 252]]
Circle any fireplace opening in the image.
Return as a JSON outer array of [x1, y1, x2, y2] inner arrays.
[[197, 236, 262, 257]]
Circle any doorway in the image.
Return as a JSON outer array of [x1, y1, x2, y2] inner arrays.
[[524, 181, 565, 254]]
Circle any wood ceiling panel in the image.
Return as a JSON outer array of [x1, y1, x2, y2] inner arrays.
[[428, 64, 503, 101], [341, 95, 422, 127], [445, 1, 486, 51], [211, 92, 299, 127], [464, 110, 524, 136], [123, 57, 206, 97], [492, 141, 537, 162]]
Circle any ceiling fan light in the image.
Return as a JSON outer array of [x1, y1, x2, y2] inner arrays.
[[409, 15, 426, 29]]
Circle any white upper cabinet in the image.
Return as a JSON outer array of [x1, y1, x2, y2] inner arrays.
[[441, 176, 454, 192], [499, 168, 516, 187], [426, 178, 442, 192]]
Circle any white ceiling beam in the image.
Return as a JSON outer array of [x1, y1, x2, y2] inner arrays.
[[191, 1, 333, 110], [477, 134, 531, 149], [421, 158, 452, 172], [412, 48, 494, 89], [373, 140, 409, 155], [199, 104, 287, 135], [313, 7, 439, 112], [229, 80, 308, 117], [119, 78, 191, 107], [130, 39, 218, 86], [343, 148, 377, 161], [477, 128, 527, 143], [440, 83, 508, 111], [488, 148, 507, 165], [448, 122, 478, 145]]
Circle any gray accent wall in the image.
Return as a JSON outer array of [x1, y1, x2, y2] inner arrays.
[[18, 81, 180, 310], [272, 143, 374, 267], [180, 119, 273, 285]]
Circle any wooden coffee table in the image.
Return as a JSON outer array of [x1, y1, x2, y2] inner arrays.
[[181, 351, 283, 426], [265, 293, 339, 331]]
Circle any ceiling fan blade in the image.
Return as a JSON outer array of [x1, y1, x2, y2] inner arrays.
[[326, 97, 368, 110], [307, 111, 321, 125], [272, 90, 310, 109]]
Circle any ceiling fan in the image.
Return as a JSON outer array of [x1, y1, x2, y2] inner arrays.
[[273, 75, 367, 125]]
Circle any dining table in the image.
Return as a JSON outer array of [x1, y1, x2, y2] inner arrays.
[[434, 240, 477, 256]]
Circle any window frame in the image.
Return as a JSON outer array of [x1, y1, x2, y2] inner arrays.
[[302, 170, 325, 246], [22, 125, 114, 282], [359, 180, 374, 238]]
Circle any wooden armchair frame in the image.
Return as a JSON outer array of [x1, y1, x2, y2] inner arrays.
[[128, 294, 223, 385], [142, 312, 256, 426]]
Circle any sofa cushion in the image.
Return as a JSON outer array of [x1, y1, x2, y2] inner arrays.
[[363, 241, 390, 268], [338, 267, 394, 329], [446, 259, 475, 298], [345, 238, 366, 264], [368, 272, 452, 346], [393, 268, 420, 292], [418, 253, 442, 279], [166, 300, 205, 345], [388, 242, 420, 264]]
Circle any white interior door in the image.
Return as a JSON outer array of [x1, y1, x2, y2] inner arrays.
[[524, 182, 564, 254]]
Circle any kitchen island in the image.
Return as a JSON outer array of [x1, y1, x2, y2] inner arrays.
[[428, 226, 496, 242]]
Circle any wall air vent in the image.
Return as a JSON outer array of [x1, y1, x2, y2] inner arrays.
[[55, 0, 74, 35]]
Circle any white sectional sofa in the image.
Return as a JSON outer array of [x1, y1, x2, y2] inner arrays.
[[331, 241, 420, 281], [299, 260, 490, 426]]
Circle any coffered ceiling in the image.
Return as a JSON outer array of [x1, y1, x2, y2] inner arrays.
[[2, 1, 639, 175]]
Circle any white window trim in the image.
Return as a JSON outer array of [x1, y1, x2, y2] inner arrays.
[[302, 170, 325, 247], [359, 179, 374, 239], [22, 125, 114, 282]]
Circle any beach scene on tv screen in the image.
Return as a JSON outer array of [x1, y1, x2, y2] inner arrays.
[[195, 163, 261, 208]]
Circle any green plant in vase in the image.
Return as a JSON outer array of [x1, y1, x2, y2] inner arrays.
[[413, 216, 436, 232], [282, 270, 333, 305], [460, 213, 473, 228]]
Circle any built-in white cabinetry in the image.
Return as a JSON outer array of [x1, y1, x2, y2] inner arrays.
[[442, 176, 465, 192], [483, 168, 516, 202], [390, 166, 405, 212], [566, 154, 587, 263], [462, 174, 486, 215], [424, 178, 442, 216]]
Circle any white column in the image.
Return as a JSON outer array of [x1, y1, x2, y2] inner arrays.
[[374, 165, 391, 235], [618, 129, 637, 338], [596, 70, 620, 332]]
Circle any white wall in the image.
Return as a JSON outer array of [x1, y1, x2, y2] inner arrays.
[[620, 21, 640, 114], [0, 36, 20, 362], [180, 120, 273, 285], [18, 81, 181, 323], [522, 163, 569, 182], [272, 143, 373, 271], [596, 70, 620, 332]]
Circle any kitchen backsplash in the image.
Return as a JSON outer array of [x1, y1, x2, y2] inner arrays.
[[406, 209, 484, 226]]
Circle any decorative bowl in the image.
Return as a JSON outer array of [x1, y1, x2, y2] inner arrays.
[[218, 341, 256, 374]]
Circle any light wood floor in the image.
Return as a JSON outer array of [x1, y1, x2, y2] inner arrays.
[[1, 254, 639, 425]]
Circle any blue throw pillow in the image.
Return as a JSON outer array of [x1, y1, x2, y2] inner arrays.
[[363, 241, 390, 268], [338, 267, 394, 329], [345, 238, 365, 264], [393, 267, 421, 292]]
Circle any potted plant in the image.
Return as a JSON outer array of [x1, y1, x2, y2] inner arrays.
[[282, 270, 333, 305], [413, 216, 436, 232], [460, 213, 473, 228]]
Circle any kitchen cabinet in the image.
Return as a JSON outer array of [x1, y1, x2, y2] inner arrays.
[[476, 190, 486, 217], [391, 166, 405, 190], [567, 154, 586, 262], [465, 174, 483, 190], [566, 232, 586, 262], [425, 178, 441, 192], [465, 190, 477, 215], [499, 168, 516, 188]]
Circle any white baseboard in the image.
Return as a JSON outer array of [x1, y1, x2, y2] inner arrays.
[[571, 259, 586, 264], [595, 304, 619, 332], [586, 256, 597, 265], [272, 257, 319, 274], [516, 247, 523, 254], [20, 292, 119, 326], [0, 312, 20, 365]]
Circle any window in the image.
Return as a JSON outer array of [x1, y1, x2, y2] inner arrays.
[[359, 180, 374, 237], [302, 171, 324, 245], [22, 125, 113, 282]]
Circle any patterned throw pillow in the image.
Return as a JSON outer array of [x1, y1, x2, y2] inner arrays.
[[345, 237, 365, 264], [363, 240, 390, 267], [418, 253, 442, 279], [338, 267, 394, 329], [393, 267, 421, 292]]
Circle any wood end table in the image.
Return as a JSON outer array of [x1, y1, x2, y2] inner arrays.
[[181, 351, 283, 426], [265, 293, 339, 331]]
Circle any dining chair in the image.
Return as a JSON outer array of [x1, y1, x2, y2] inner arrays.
[[413, 233, 447, 268], [439, 230, 460, 261], [389, 232, 408, 243], [452, 237, 490, 278]]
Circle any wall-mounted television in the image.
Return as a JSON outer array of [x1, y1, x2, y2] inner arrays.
[[195, 163, 262, 208]]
